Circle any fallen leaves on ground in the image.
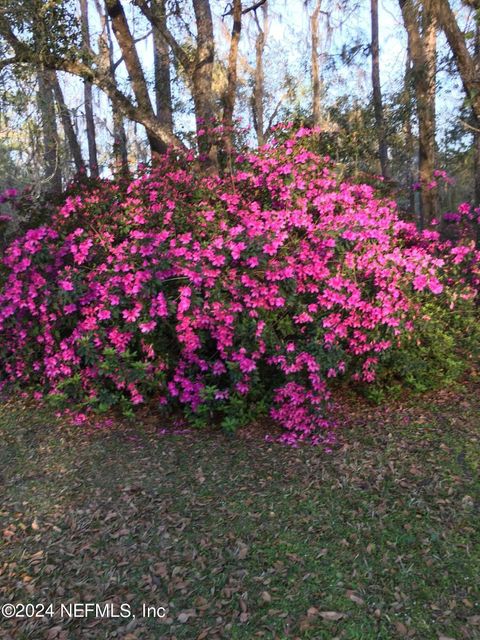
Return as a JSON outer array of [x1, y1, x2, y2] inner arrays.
[[0, 386, 479, 639]]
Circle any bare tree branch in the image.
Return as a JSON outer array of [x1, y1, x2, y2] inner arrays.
[[222, 0, 268, 17], [0, 17, 186, 151], [132, 0, 193, 73], [0, 56, 18, 71]]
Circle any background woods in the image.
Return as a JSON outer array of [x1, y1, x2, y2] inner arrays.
[[1, 0, 480, 226]]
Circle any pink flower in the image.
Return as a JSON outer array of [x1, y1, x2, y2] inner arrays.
[[413, 274, 428, 291], [64, 304, 77, 314], [140, 320, 156, 333], [98, 309, 112, 320], [59, 279, 74, 291], [428, 278, 443, 295], [122, 305, 141, 322]]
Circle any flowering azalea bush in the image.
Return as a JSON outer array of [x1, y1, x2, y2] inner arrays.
[[0, 129, 479, 446]]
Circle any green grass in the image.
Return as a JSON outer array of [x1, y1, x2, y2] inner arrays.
[[0, 389, 479, 639]]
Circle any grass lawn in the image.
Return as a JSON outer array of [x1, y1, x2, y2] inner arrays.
[[0, 388, 479, 640]]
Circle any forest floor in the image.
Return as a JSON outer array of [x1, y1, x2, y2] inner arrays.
[[0, 386, 479, 640]]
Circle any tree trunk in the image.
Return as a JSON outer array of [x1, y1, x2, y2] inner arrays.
[[84, 81, 99, 176], [432, 0, 480, 247], [404, 45, 417, 217], [105, 13, 129, 174], [223, 0, 242, 157], [420, 0, 437, 225], [252, 5, 267, 145], [310, 0, 322, 127], [370, 0, 389, 177], [51, 72, 85, 173], [434, 0, 480, 122], [37, 68, 62, 195], [133, 0, 219, 165], [399, 0, 437, 229], [105, 0, 167, 159], [192, 0, 218, 166], [474, 20, 480, 249], [80, 0, 99, 177], [152, 0, 173, 133]]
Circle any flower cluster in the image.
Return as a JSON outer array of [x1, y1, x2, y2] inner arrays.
[[0, 131, 479, 445], [0, 188, 18, 204], [412, 169, 456, 192], [441, 201, 480, 225]]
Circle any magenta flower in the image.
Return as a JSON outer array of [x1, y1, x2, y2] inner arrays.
[[59, 279, 74, 291]]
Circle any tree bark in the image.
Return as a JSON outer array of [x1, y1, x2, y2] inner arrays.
[[37, 68, 62, 195], [80, 0, 99, 177], [399, 0, 437, 228], [371, 0, 389, 177], [252, 4, 267, 145], [192, 0, 218, 166], [421, 0, 437, 225], [432, 0, 480, 247], [106, 23, 129, 174], [434, 0, 480, 122], [404, 45, 417, 217], [474, 19, 480, 249], [51, 72, 85, 173], [223, 0, 242, 156], [311, 0, 322, 127], [152, 0, 173, 132]]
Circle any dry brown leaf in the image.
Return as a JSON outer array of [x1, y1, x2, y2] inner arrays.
[[194, 595, 209, 610], [153, 562, 168, 578], [346, 590, 365, 605], [236, 541, 248, 560], [395, 622, 409, 636], [319, 611, 345, 621], [299, 616, 314, 631], [178, 609, 196, 623]]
